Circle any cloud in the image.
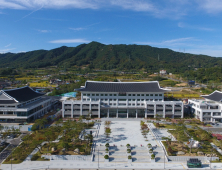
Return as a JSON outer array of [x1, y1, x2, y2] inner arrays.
[[0, 0, 194, 19], [49, 38, 90, 44], [5, 43, 12, 48], [135, 37, 197, 47], [0, 48, 16, 53], [69, 27, 86, 31], [178, 22, 214, 31], [110, 0, 155, 12], [69, 22, 100, 31], [196, 0, 222, 14], [0, 0, 99, 10], [38, 29, 51, 33], [0, 0, 25, 9]]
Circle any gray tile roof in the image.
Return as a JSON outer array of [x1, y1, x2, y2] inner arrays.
[[3, 86, 43, 103], [0, 100, 17, 104], [202, 91, 222, 102], [77, 81, 167, 93]]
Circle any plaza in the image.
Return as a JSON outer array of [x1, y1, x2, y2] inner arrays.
[[1, 119, 221, 170]]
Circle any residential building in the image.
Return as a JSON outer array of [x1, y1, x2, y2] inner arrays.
[[0, 86, 52, 123], [188, 90, 222, 122], [62, 81, 183, 119]]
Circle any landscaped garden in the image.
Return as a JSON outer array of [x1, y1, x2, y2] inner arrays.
[[3, 119, 94, 164], [160, 123, 222, 161]]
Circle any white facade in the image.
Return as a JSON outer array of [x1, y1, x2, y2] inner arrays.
[[62, 81, 183, 119], [188, 99, 222, 122]]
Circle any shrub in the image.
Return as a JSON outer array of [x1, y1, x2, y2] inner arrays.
[[168, 147, 173, 153], [31, 153, 39, 161], [149, 149, 153, 153], [127, 149, 131, 153], [104, 155, 109, 159], [126, 144, 130, 147], [105, 143, 109, 147], [151, 154, 155, 159], [105, 148, 109, 152], [128, 155, 132, 159]]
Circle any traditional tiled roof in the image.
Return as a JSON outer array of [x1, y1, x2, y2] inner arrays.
[[2, 86, 43, 103], [202, 91, 222, 102], [77, 81, 167, 93]]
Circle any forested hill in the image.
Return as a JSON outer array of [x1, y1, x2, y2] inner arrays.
[[1, 41, 222, 73]]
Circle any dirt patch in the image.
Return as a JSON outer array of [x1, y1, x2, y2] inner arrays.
[[176, 83, 187, 87]]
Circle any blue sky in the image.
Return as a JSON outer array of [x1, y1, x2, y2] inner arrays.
[[0, 0, 222, 57]]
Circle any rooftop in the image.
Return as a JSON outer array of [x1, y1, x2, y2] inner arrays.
[[202, 90, 222, 102], [1, 86, 44, 103], [76, 81, 168, 93]]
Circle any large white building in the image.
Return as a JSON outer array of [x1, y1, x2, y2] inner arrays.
[[0, 86, 52, 123], [188, 90, 222, 122], [62, 81, 183, 119]]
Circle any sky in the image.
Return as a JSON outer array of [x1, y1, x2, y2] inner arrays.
[[0, 0, 222, 57]]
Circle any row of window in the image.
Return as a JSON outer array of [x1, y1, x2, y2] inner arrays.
[[84, 98, 163, 102], [83, 93, 163, 97]]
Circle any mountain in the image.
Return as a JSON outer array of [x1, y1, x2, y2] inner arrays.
[[1, 41, 222, 73]]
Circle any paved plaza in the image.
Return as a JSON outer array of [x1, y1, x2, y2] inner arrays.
[[95, 119, 174, 147], [1, 119, 222, 169]]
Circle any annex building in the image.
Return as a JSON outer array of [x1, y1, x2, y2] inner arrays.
[[0, 86, 52, 123], [189, 90, 222, 122], [62, 81, 183, 119]]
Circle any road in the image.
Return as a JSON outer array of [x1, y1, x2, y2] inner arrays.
[[0, 133, 27, 163]]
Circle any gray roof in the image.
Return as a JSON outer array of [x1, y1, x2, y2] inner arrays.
[[3, 86, 43, 103], [202, 91, 222, 102], [77, 81, 167, 93]]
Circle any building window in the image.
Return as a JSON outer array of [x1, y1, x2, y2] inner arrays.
[[132, 99, 136, 101], [141, 94, 144, 96], [155, 94, 158, 96], [155, 99, 158, 101], [83, 99, 86, 101], [109, 94, 112, 96], [132, 104, 135, 106], [105, 94, 108, 96], [128, 103, 131, 106], [119, 93, 126, 96], [141, 99, 144, 101], [137, 94, 140, 96], [141, 104, 144, 106], [133, 94, 135, 96], [83, 94, 86, 96], [150, 94, 153, 96], [105, 99, 108, 101], [110, 99, 112, 101], [92, 94, 95, 96], [114, 94, 117, 96], [146, 99, 149, 101], [114, 99, 116, 101], [101, 94, 104, 96], [150, 99, 153, 101], [146, 94, 149, 96], [159, 94, 162, 96], [137, 103, 140, 106], [110, 103, 112, 105], [119, 99, 126, 101], [87, 94, 90, 96], [128, 99, 131, 101], [113, 103, 116, 105], [96, 94, 99, 96], [137, 99, 140, 101], [87, 99, 90, 101], [128, 94, 131, 96]]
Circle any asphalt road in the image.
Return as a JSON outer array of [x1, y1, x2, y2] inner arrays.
[[0, 133, 27, 163]]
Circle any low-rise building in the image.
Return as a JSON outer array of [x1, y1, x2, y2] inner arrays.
[[62, 81, 183, 119], [188, 90, 222, 122], [0, 86, 52, 123]]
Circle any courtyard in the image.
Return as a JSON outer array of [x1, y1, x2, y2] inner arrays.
[[95, 119, 172, 147]]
